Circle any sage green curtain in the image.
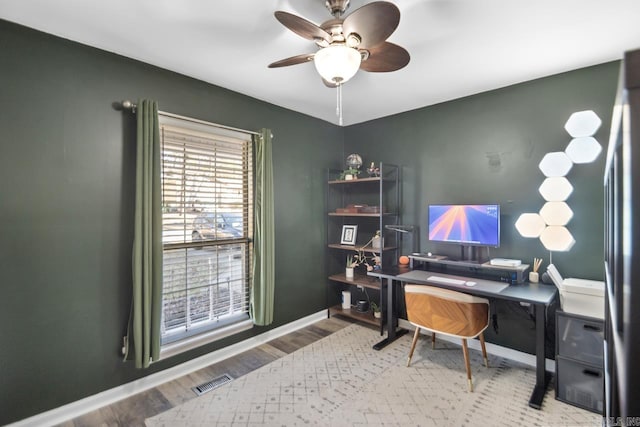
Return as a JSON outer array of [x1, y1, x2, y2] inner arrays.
[[251, 129, 275, 326], [124, 99, 163, 368]]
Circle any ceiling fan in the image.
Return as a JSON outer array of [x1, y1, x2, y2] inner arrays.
[[268, 0, 409, 124], [269, 0, 410, 86]]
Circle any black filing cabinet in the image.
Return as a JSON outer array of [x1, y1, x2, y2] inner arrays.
[[555, 310, 604, 413]]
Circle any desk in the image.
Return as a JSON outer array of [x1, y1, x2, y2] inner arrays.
[[368, 267, 558, 410]]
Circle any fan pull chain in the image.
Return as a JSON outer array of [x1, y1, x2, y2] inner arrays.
[[336, 83, 343, 126]]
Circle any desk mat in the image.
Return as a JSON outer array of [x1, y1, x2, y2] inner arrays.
[[397, 269, 510, 294]]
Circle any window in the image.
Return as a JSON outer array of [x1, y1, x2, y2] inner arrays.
[[159, 114, 253, 350]]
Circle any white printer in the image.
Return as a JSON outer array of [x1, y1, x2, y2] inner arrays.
[[546, 264, 605, 319]]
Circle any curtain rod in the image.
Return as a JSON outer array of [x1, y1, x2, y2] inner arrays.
[[121, 100, 260, 136]]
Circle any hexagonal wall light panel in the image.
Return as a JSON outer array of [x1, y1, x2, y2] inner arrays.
[[539, 152, 573, 177], [565, 137, 602, 164], [540, 202, 573, 226], [539, 226, 576, 251], [564, 110, 602, 137], [539, 177, 573, 201], [515, 213, 546, 238]]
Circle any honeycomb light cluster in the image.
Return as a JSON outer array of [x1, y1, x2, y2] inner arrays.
[[538, 177, 573, 202], [515, 110, 602, 252]]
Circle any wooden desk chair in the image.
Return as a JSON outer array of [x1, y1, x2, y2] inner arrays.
[[404, 284, 490, 392]]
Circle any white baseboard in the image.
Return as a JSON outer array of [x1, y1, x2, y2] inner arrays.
[[9, 310, 327, 427], [398, 319, 555, 373]]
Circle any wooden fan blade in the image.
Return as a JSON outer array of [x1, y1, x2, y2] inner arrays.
[[268, 53, 315, 68], [275, 11, 331, 42], [360, 42, 410, 72], [342, 1, 400, 49]]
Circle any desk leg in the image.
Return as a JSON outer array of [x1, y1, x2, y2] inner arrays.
[[529, 302, 552, 409], [373, 277, 407, 350]]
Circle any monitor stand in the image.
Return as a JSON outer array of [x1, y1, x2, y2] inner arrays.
[[461, 246, 481, 264]]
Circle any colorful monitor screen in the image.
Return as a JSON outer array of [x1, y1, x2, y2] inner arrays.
[[428, 204, 500, 247]]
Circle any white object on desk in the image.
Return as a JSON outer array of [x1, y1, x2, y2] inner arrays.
[[465, 281, 477, 287], [426, 275, 466, 285], [490, 258, 522, 267]]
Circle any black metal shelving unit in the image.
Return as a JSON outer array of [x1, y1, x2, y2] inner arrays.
[[325, 164, 400, 333]]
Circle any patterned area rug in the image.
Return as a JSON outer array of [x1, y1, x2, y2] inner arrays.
[[146, 324, 600, 426]]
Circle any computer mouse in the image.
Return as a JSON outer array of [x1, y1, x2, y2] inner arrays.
[[465, 281, 477, 287]]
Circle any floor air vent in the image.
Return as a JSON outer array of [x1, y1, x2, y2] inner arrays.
[[192, 373, 233, 396]]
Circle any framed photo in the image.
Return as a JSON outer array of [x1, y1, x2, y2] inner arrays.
[[340, 225, 358, 245]]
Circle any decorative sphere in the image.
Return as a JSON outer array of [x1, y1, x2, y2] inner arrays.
[[399, 256, 410, 265], [346, 153, 363, 170]]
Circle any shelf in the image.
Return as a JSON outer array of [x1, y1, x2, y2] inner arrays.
[[325, 164, 398, 333], [328, 272, 381, 289], [328, 243, 398, 253], [328, 304, 380, 326], [328, 177, 381, 185]]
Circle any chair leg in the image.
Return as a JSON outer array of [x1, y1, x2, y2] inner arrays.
[[431, 332, 436, 349], [407, 327, 421, 367], [479, 332, 489, 368], [462, 338, 473, 392]]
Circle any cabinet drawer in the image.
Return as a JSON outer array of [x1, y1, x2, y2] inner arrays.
[[557, 312, 604, 365], [556, 356, 603, 413]]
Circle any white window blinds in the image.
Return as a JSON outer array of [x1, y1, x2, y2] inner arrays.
[[158, 115, 253, 345]]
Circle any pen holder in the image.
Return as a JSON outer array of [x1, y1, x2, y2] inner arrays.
[[529, 271, 539, 283]]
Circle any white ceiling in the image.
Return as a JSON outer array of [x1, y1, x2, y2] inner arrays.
[[2, 0, 640, 126]]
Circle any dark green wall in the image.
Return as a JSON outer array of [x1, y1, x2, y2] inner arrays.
[[345, 62, 618, 278], [0, 20, 342, 425], [345, 61, 619, 354], [0, 17, 620, 425]]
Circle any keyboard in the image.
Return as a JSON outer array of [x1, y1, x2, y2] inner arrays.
[[426, 275, 466, 285], [396, 270, 467, 285]]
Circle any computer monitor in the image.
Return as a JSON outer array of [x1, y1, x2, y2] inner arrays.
[[428, 204, 500, 261]]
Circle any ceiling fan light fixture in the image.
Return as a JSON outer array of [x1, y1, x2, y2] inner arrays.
[[313, 45, 362, 84], [271, 1, 408, 124]]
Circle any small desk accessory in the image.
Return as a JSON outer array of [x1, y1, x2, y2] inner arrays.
[[530, 257, 543, 282]]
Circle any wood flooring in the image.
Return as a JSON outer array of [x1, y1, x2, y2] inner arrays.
[[58, 317, 353, 427]]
